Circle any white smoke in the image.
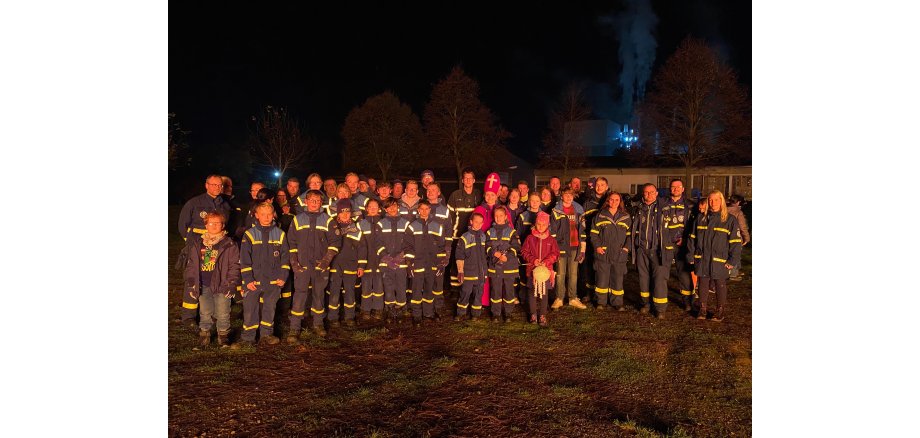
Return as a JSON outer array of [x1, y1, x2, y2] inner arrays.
[[599, 0, 658, 120]]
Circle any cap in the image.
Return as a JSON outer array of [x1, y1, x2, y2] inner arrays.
[[421, 169, 434, 179]]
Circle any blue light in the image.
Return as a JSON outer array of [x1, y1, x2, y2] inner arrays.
[[274, 171, 280, 177]]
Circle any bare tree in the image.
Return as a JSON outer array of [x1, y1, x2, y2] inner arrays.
[[249, 105, 314, 187], [342, 92, 422, 182], [424, 66, 511, 183], [636, 37, 751, 182], [539, 82, 592, 180]]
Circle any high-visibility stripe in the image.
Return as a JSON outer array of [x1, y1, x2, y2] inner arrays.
[[690, 234, 696, 239], [241, 267, 253, 272], [182, 302, 198, 309], [713, 227, 730, 234], [457, 303, 469, 309], [665, 246, 674, 250], [259, 297, 264, 303], [260, 321, 272, 327], [410, 299, 422, 304], [694, 254, 702, 259], [471, 305, 482, 310], [432, 290, 443, 296], [490, 298, 502, 303], [595, 287, 609, 293], [680, 289, 692, 296], [595, 220, 612, 227], [503, 299, 515, 304], [611, 289, 624, 296], [269, 280, 282, 285], [616, 222, 629, 229], [328, 304, 340, 310], [243, 324, 258, 330], [289, 248, 299, 253], [377, 247, 385, 255], [362, 294, 373, 299], [384, 300, 397, 305], [667, 224, 682, 229], [413, 268, 425, 273], [422, 298, 433, 303], [487, 269, 496, 273], [343, 270, 358, 275], [462, 276, 479, 281], [729, 239, 742, 243], [372, 292, 384, 297], [328, 246, 339, 252], [192, 227, 207, 234], [291, 310, 305, 316], [697, 226, 708, 230], [713, 257, 727, 263], [311, 308, 325, 314], [344, 303, 355, 308], [653, 297, 668, 304], [640, 292, 650, 298], [436, 253, 447, 257], [591, 229, 600, 234], [281, 292, 292, 298]]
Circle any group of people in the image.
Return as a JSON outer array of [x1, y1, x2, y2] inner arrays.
[[177, 169, 750, 350]]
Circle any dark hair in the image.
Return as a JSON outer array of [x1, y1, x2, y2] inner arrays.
[[470, 212, 484, 221], [382, 198, 399, 210], [517, 180, 529, 187], [365, 198, 381, 211], [669, 178, 684, 186], [377, 181, 391, 189], [418, 199, 432, 207], [286, 177, 300, 185], [305, 190, 323, 201], [728, 194, 746, 206], [595, 176, 608, 184], [256, 187, 275, 202], [461, 167, 475, 178]]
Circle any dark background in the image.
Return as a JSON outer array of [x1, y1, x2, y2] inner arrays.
[[169, 1, 750, 200]]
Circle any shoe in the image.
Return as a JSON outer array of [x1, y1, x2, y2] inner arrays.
[[453, 314, 462, 322], [656, 312, 666, 320], [344, 319, 356, 327], [529, 315, 537, 325], [183, 319, 199, 332], [683, 298, 693, 312], [230, 340, 253, 350], [580, 297, 590, 304], [312, 326, 327, 337], [373, 313, 384, 320], [286, 333, 300, 344], [569, 299, 587, 310], [194, 330, 211, 350], [551, 298, 564, 309], [413, 317, 422, 327], [538, 315, 548, 327], [432, 313, 441, 322], [596, 304, 608, 311], [640, 305, 650, 314], [260, 335, 280, 345], [329, 320, 341, 328], [504, 314, 514, 323], [697, 306, 708, 320], [491, 315, 499, 323], [360, 313, 372, 322], [217, 331, 230, 348], [712, 307, 724, 322]]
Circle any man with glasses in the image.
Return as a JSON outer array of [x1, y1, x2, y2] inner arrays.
[[177, 174, 232, 330]]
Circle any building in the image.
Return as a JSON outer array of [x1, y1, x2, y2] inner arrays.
[[534, 165, 752, 201]]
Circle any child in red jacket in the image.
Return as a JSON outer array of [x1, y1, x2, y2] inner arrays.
[[521, 211, 559, 327]]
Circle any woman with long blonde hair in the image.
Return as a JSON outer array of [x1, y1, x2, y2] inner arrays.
[[687, 190, 742, 322]]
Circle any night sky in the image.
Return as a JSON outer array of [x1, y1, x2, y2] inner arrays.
[[169, 1, 750, 166]]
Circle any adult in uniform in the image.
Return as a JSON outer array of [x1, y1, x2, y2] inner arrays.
[[447, 168, 481, 288], [589, 192, 631, 311], [660, 179, 696, 311], [632, 183, 679, 319], [687, 190, 742, 322], [177, 174, 231, 329]]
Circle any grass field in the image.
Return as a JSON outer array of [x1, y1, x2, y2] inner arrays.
[[168, 206, 752, 437]]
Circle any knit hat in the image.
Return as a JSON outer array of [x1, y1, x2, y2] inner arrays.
[[421, 169, 434, 179], [336, 199, 352, 212]]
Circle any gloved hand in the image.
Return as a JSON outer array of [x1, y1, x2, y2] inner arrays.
[[223, 287, 235, 299], [436, 258, 448, 277], [290, 253, 305, 273], [317, 249, 335, 271], [575, 252, 585, 264]]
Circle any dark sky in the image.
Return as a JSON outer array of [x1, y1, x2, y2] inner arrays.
[[169, 1, 750, 165]]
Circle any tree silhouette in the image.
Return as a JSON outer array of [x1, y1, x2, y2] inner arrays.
[[636, 37, 751, 180], [342, 91, 422, 182], [424, 66, 511, 183]]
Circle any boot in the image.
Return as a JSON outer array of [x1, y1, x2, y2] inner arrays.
[[697, 305, 708, 320], [217, 330, 230, 348], [712, 306, 724, 322], [344, 319, 356, 327], [683, 296, 693, 312], [286, 331, 301, 345], [312, 325, 327, 338], [260, 335, 280, 345], [360, 312, 372, 322], [195, 330, 211, 350]]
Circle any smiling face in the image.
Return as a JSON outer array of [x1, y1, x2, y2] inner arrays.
[[670, 180, 685, 199], [708, 193, 723, 212], [308, 176, 322, 190], [417, 203, 431, 219], [204, 214, 225, 234], [607, 193, 621, 211], [485, 191, 497, 205], [643, 185, 658, 205]]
